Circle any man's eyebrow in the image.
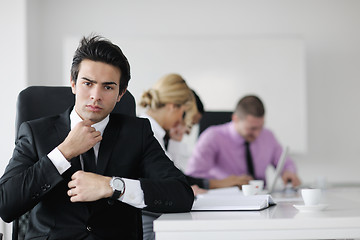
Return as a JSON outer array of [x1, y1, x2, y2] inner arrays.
[[81, 77, 96, 83], [102, 81, 118, 86], [81, 77, 117, 85]]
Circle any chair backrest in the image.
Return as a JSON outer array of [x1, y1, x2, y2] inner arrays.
[[15, 86, 136, 134], [198, 111, 233, 136], [13, 86, 136, 240]]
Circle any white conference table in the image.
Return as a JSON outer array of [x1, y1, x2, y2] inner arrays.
[[154, 187, 360, 240]]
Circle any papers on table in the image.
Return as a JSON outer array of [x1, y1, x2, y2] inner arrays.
[[203, 186, 242, 195], [191, 187, 276, 211]]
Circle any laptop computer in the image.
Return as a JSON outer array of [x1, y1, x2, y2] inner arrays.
[[265, 146, 289, 194]]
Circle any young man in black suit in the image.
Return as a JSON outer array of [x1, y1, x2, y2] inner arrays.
[[0, 35, 194, 240]]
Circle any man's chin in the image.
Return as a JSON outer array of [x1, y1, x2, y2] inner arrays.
[[83, 112, 103, 123]]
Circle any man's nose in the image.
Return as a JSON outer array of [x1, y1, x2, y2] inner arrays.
[[90, 86, 102, 100]]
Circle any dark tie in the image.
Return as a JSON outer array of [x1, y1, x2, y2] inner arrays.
[[82, 147, 96, 173], [70, 156, 81, 172], [62, 156, 81, 179], [245, 141, 255, 177], [163, 132, 170, 151]]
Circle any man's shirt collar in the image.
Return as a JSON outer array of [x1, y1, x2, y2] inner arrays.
[[70, 109, 109, 136]]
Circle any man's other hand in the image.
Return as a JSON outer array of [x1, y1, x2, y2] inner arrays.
[[67, 171, 112, 202], [282, 170, 301, 187]]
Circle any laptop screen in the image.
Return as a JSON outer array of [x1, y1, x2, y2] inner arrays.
[[267, 146, 289, 193]]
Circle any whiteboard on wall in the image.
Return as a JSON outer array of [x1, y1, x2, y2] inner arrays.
[[63, 36, 307, 154]]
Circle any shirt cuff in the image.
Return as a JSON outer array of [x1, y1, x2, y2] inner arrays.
[[120, 178, 147, 208], [47, 148, 71, 174]]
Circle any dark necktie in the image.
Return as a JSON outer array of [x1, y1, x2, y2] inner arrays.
[[82, 147, 96, 173], [70, 156, 81, 172], [245, 141, 255, 177], [163, 132, 170, 151], [62, 156, 81, 179]]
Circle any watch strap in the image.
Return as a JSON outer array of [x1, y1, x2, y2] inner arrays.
[[111, 189, 122, 200]]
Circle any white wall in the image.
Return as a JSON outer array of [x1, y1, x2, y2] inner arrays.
[[0, 0, 27, 239]]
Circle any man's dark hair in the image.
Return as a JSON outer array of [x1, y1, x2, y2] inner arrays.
[[235, 95, 265, 118], [192, 90, 204, 114], [70, 35, 131, 94]]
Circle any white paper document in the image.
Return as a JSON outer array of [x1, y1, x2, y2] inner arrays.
[[192, 187, 276, 211]]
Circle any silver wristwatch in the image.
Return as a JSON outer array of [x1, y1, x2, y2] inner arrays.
[[109, 177, 125, 200]]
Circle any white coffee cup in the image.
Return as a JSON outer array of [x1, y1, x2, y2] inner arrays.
[[249, 180, 264, 194], [242, 184, 257, 196], [301, 188, 322, 206]]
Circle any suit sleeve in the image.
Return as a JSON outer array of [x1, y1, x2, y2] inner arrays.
[[138, 120, 194, 213], [185, 175, 209, 189], [0, 122, 63, 222]]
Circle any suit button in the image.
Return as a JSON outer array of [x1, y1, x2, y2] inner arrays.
[[87, 226, 92, 232], [41, 186, 47, 191], [32, 192, 40, 199], [154, 200, 162, 205]]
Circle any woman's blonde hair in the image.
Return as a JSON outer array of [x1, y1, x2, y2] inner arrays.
[[140, 73, 197, 126]]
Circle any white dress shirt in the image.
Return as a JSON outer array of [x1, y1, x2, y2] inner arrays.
[[139, 113, 186, 170], [47, 109, 146, 208]]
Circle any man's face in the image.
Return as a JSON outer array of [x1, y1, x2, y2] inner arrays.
[[233, 114, 264, 142], [71, 59, 123, 123]]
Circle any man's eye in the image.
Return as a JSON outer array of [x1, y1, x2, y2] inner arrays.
[[84, 82, 91, 86], [105, 86, 113, 90]]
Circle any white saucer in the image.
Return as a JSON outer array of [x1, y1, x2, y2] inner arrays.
[[293, 204, 329, 212]]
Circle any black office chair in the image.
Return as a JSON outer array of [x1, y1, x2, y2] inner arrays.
[[198, 111, 233, 135], [13, 86, 136, 240]]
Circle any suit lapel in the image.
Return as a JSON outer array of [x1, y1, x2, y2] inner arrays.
[[97, 115, 120, 175], [54, 107, 72, 142]]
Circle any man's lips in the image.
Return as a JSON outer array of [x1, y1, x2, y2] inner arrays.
[[86, 105, 102, 112]]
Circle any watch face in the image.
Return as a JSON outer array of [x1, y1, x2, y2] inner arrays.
[[113, 178, 124, 190]]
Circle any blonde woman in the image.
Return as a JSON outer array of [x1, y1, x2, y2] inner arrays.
[[139, 73, 252, 240], [139, 73, 197, 167], [139, 73, 202, 240], [140, 73, 253, 190]]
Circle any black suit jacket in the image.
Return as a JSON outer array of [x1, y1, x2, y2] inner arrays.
[[0, 108, 194, 240]]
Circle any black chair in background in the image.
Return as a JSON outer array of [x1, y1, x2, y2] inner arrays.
[[13, 86, 136, 240], [198, 111, 233, 136]]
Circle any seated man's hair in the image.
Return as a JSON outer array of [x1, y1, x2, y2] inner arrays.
[[235, 95, 265, 118], [71, 34, 131, 94]]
